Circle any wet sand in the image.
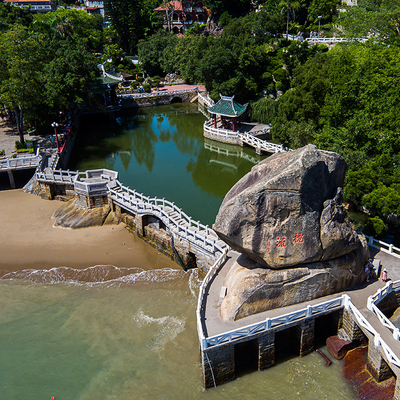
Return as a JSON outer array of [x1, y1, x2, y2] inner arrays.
[[0, 189, 178, 272]]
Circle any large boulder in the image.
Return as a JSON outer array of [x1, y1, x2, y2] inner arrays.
[[52, 199, 116, 229], [220, 236, 369, 321], [213, 144, 359, 268]]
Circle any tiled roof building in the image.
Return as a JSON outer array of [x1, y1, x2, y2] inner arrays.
[[154, 1, 210, 35]]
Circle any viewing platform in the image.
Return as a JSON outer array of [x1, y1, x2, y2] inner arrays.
[[196, 240, 400, 394]]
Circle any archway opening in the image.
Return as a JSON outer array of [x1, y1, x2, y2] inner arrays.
[[275, 327, 299, 364], [234, 339, 258, 377], [170, 96, 183, 104]]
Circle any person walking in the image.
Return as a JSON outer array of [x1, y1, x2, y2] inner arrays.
[[381, 268, 388, 283]]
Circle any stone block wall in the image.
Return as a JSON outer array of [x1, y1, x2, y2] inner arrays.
[[258, 331, 275, 370], [295, 319, 315, 357], [38, 182, 55, 200], [342, 309, 366, 341], [367, 337, 393, 382], [202, 343, 235, 389], [75, 193, 108, 210]]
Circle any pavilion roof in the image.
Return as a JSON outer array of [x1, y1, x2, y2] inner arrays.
[[207, 95, 248, 117]]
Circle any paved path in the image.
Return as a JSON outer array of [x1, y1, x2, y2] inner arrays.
[[0, 120, 36, 156], [204, 247, 400, 338]]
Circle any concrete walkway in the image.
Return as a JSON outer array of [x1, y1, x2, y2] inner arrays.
[[204, 246, 400, 340]]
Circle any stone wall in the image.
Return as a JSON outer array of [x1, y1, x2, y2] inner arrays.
[[121, 92, 197, 108], [115, 203, 215, 275]]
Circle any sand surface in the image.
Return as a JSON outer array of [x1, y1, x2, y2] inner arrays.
[[0, 189, 178, 272]]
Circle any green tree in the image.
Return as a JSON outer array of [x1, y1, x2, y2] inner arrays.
[[279, 0, 301, 39], [43, 36, 97, 113], [104, 0, 161, 54], [338, 0, 400, 44], [0, 24, 45, 146], [32, 8, 104, 51], [0, 1, 33, 31], [137, 29, 178, 76]]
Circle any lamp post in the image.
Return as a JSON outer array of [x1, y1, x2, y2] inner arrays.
[[51, 122, 60, 152], [318, 16, 322, 39]]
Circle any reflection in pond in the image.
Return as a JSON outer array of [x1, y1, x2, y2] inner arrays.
[[70, 104, 267, 226]]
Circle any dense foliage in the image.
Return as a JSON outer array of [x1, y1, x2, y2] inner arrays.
[[104, 0, 161, 54], [0, 6, 100, 141]]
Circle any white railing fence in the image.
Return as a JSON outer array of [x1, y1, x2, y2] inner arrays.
[[198, 295, 346, 350], [197, 289, 400, 369], [118, 88, 199, 99], [203, 121, 285, 154], [198, 92, 215, 108], [0, 152, 40, 170], [367, 281, 400, 340], [36, 169, 79, 183], [345, 294, 400, 368], [365, 235, 400, 259], [197, 248, 229, 350], [109, 180, 226, 255]]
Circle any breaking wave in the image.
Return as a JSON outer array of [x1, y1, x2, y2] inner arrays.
[[0, 265, 200, 292]]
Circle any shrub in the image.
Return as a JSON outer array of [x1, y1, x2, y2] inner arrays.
[[16, 148, 34, 154], [130, 81, 139, 89], [137, 76, 144, 83], [0, 149, 4, 156], [15, 140, 23, 150], [142, 83, 151, 93], [364, 216, 386, 237]]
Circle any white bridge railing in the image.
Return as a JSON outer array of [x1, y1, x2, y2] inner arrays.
[[197, 288, 400, 369], [198, 294, 345, 350], [0, 151, 40, 171], [36, 169, 79, 183], [118, 88, 199, 99], [345, 295, 400, 368], [198, 92, 215, 108], [367, 281, 400, 340], [108, 180, 227, 256], [365, 235, 400, 259], [203, 121, 285, 154]]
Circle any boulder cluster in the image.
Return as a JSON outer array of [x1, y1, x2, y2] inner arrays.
[[213, 145, 368, 321]]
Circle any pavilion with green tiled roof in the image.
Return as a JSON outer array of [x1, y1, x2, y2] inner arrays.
[[207, 95, 248, 132]]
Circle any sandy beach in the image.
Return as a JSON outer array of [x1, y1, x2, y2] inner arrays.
[[0, 189, 178, 272]]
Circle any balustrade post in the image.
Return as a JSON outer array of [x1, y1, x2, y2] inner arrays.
[[369, 236, 374, 246], [389, 244, 394, 253], [394, 328, 400, 340]]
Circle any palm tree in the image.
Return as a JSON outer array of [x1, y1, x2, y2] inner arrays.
[[279, 0, 301, 40]]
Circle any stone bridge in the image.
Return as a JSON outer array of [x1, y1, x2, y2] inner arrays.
[[118, 88, 199, 108], [35, 168, 227, 273]]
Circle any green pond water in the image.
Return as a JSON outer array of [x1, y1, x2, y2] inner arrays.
[[0, 103, 357, 399], [70, 103, 264, 226]]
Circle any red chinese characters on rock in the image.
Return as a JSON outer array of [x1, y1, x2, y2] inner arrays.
[[266, 241, 271, 253], [293, 233, 304, 243], [276, 238, 286, 247]]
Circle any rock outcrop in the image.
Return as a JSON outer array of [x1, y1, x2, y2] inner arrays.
[[220, 237, 368, 321], [213, 144, 357, 268], [52, 199, 117, 229], [213, 145, 367, 320]]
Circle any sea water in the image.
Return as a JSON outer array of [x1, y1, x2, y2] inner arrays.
[[1, 104, 357, 399], [0, 267, 356, 400]]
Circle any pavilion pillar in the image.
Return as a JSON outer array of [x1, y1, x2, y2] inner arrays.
[[233, 117, 236, 132], [214, 114, 216, 129]]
